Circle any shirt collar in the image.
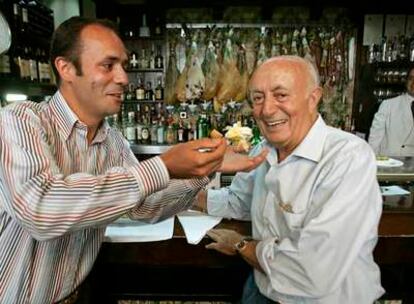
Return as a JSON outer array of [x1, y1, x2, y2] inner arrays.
[[48, 90, 110, 143], [292, 115, 327, 162], [263, 115, 327, 164]]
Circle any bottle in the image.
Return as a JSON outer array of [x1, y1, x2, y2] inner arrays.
[[154, 17, 163, 36], [29, 46, 39, 82], [150, 119, 158, 145], [20, 0, 29, 36], [135, 77, 145, 100], [129, 50, 139, 69], [177, 120, 185, 143], [112, 114, 122, 133], [12, 1, 22, 33], [154, 78, 164, 100], [157, 117, 165, 144], [140, 116, 150, 144], [21, 46, 30, 80], [125, 111, 137, 144], [251, 124, 262, 146], [0, 50, 12, 78], [155, 45, 163, 69], [166, 123, 175, 145], [145, 81, 153, 100]]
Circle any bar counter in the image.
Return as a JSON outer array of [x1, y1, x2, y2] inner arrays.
[[85, 157, 414, 302]]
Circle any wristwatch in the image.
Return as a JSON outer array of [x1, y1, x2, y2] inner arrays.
[[235, 236, 254, 252]]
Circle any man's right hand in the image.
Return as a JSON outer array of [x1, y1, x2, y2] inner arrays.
[[160, 138, 227, 178]]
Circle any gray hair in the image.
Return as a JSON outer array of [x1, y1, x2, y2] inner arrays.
[[260, 55, 320, 91]]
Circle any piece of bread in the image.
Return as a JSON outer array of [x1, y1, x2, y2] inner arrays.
[[210, 129, 224, 139]]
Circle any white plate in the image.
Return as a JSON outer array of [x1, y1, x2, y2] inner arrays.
[[376, 158, 404, 167]]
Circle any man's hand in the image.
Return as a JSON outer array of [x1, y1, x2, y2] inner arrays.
[[218, 146, 268, 174], [205, 228, 243, 256], [160, 138, 226, 178]]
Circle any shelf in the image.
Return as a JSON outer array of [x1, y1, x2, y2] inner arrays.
[[124, 99, 164, 103], [0, 78, 56, 97], [127, 68, 164, 73]]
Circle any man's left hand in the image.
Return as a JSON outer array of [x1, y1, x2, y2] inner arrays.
[[205, 228, 243, 256], [218, 147, 268, 174]]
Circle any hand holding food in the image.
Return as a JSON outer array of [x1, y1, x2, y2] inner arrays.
[[223, 122, 253, 152]]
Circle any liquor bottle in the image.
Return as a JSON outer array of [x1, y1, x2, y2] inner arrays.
[[154, 78, 164, 100], [251, 124, 262, 146], [145, 81, 153, 100], [154, 17, 163, 37], [0, 50, 12, 78], [29, 46, 39, 82], [112, 114, 122, 133], [125, 111, 137, 144], [21, 46, 30, 80], [165, 122, 174, 145], [177, 119, 185, 143], [20, 0, 29, 36], [129, 50, 139, 69], [186, 122, 194, 141], [150, 119, 158, 145], [135, 77, 145, 100], [157, 117, 165, 144], [155, 45, 163, 69], [149, 44, 155, 69], [12, 1, 22, 33], [140, 116, 150, 144], [125, 83, 135, 101]]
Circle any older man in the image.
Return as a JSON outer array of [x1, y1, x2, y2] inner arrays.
[[196, 56, 384, 303]]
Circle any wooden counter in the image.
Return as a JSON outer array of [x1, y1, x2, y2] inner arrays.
[[85, 207, 414, 303]]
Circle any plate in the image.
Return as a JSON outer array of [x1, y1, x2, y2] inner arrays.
[[376, 158, 404, 167]]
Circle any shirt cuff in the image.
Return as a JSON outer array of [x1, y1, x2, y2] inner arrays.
[[206, 188, 230, 216], [129, 156, 170, 198]]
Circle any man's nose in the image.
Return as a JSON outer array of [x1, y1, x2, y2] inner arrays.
[[114, 66, 129, 86], [261, 96, 277, 116]]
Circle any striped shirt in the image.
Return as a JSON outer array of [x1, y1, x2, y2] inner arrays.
[[0, 91, 208, 303]]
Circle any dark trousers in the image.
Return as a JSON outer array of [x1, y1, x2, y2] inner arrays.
[[241, 273, 280, 304]]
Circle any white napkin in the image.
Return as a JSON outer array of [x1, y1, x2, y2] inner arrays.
[[104, 217, 174, 243], [177, 210, 223, 245]]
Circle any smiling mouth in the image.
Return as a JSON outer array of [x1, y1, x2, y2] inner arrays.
[[265, 119, 288, 127]]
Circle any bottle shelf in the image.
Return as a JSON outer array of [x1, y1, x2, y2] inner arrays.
[[126, 68, 164, 73], [123, 99, 164, 103], [0, 78, 56, 97]]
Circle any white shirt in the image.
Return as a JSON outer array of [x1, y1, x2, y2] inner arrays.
[[368, 93, 414, 157], [208, 116, 384, 304]]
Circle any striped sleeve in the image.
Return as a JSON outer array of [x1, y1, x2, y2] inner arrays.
[[127, 156, 170, 199], [0, 104, 164, 241], [127, 176, 210, 223]]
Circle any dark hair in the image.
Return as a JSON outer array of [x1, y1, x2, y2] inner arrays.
[[49, 16, 120, 86]]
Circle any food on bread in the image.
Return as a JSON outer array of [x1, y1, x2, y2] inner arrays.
[[210, 129, 224, 139], [224, 121, 253, 152]]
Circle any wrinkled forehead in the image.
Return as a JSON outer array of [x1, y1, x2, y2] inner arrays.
[[249, 60, 304, 90]]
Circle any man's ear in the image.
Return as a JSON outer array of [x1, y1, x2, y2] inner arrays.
[[54, 56, 76, 83], [308, 87, 323, 111]]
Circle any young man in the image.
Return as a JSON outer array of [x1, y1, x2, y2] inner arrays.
[[0, 17, 266, 303], [369, 65, 414, 156], [196, 56, 384, 303]]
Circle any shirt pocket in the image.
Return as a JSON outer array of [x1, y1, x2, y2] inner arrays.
[[279, 200, 308, 230]]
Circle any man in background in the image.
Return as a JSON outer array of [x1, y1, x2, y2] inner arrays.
[[369, 65, 414, 156]]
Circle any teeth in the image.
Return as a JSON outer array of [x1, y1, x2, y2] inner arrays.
[[267, 119, 286, 126]]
